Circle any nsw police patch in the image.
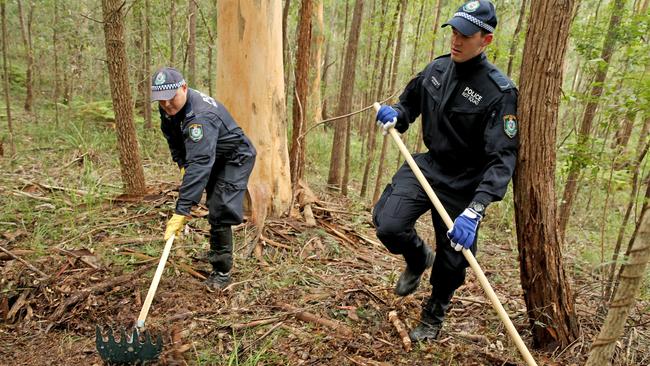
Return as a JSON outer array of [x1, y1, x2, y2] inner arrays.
[[503, 115, 518, 138], [189, 124, 203, 142], [154, 72, 166, 86], [463, 0, 480, 12]]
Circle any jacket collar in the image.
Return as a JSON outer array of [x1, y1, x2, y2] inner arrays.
[[454, 52, 487, 76]]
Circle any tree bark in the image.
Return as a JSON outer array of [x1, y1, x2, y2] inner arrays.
[[170, 0, 176, 65], [290, 0, 313, 187], [1, 1, 14, 156], [586, 206, 650, 365], [17, 0, 34, 113], [136, 0, 153, 129], [327, 0, 364, 191], [360, 0, 391, 198], [514, 0, 579, 350], [53, 0, 60, 127], [282, 0, 291, 75], [217, 0, 292, 217], [187, 0, 197, 85], [558, 0, 627, 242], [604, 117, 649, 300], [101, 0, 147, 195], [307, 0, 324, 127], [372, 0, 406, 203], [143, 0, 152, 129], [506, 0, 528, 80]]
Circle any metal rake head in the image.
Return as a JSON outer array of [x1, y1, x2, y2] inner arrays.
[[95, 325, 163, 365]]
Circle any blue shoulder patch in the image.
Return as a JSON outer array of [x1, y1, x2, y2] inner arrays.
[[488, 69, 514, 92]]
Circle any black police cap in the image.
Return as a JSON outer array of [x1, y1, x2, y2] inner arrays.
[[442, 0, 498, 36]]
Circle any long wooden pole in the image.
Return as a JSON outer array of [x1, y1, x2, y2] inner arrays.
[[137, 234, 175, 328], [373, 102, 537, 366]]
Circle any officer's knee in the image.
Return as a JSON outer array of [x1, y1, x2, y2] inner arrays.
[[376, 226, 411, 254]]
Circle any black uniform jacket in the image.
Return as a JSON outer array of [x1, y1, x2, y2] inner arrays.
[[160, 89, 255, 216], [392, 53, 518, 205]]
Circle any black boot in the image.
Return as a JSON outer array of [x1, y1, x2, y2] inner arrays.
[[205, 225, 233, 290], [205, 271, 231, 290], [409, 298, 449, 342], [395, 244, 434, 296]]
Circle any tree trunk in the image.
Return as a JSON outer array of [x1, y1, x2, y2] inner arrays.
[[187, 0, 197, 85], [391, 0, 409, 172], [217, 0, 292, 217], [17, 0, 34, 113], [514, 0, 579, 350], [360, 0, 390, 198], [558, 0, 627, 242], [137, 0, 153, 129], [1, 1, 14, 156], [506, 0, 528, 79], [170, 0, 176, 65], [372, 0, 406, 203], [327, 0, 364, 191], [53, 0, 60, 127], [143, 0, 152, 128], [290, 0, 313, 187], [604, 117, 650, 300], [101, 0, 147, 195], [427, 0, 443, 60], [307, 0, 324, 127], [282, 0, 291, 77], [585, 206, 650, 365]]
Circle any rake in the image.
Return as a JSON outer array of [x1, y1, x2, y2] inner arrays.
[[96, 234, 176, 364]]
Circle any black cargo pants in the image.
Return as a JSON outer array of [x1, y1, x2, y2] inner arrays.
[[205, 138, 256, 273], [372, 153, 479, 302]]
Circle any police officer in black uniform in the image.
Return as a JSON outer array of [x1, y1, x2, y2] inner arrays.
[[151, 67, 256, 290], [373, 0, 518, 341]]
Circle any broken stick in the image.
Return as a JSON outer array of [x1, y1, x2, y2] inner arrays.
[[277, 303, 352, 337], [0, 245, 48, 280], [388, 310, 412, 352]]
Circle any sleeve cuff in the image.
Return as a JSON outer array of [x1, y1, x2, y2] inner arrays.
[[471, 192, 492, 206]]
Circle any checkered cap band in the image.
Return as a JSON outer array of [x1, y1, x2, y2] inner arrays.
[[454, 12, 495, 33], [152, 80, 186, 91]]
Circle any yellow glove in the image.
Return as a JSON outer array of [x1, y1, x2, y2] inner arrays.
[[164, 214, 187, 240], [180, 167, 185, 177]]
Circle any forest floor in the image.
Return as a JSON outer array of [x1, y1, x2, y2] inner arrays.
[[1, 116, 649, 365], [2, 182, 649, 366]]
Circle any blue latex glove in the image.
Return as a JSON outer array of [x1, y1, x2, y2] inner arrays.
[[376, 105, 398, 135], [447, 208, 482, 251]]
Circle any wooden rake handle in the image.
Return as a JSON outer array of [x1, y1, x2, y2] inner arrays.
[[372, 103, 537, 366], [136, 234, 176, 328]]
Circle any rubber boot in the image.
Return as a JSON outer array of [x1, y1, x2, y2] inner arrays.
[[395, 244, 434, 296], [205, 225, 233, 290], [205, 270, 231, 290], [409, 297, 449, 342]]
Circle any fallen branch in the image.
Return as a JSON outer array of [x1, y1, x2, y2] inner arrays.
[[452, 331, 490, 344], [0, 249, 34, 261], [49, 264, 153, 323], [388, 310, 412, 352], [18, 178, 88, 196], [12, 190, 54, 203], [6, 290, 31, 322], [260, 235, 292, 250], [53, 247, 100, 270], [276, 303, 352, 337], [0, 245, 48, 280]]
